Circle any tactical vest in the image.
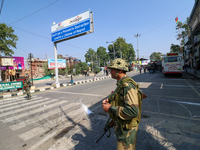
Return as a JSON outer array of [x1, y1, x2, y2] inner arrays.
[[24, 80, 28, 87], [108, 77, 143, 129]]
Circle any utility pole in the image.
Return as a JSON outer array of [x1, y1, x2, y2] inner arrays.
[[134, 33, 141, 68], [0, 47, 2, 82], [106, 41, 116, 59]]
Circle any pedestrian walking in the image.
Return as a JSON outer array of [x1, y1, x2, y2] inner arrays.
[[139, 66, 142, 74], [144, 66, 146, 73], [106, 69, 108, 76], [24, 74, 31, 100], [185, 62, 189, 73], [102, 58, 143, 150]]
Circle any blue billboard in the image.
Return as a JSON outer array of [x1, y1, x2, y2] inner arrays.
[[51, 11, 91, 43]]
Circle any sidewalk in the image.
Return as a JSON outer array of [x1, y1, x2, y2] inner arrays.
[[187, 68, 200, 79]]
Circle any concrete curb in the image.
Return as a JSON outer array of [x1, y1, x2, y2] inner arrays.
[[187, 72, 200, 79], [0, 76, 111, 99]]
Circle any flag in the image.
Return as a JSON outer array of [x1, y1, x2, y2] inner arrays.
[[175, 17, 178, 23]]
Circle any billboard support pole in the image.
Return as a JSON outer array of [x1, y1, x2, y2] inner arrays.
[[0, 47, 2, 82], [54, 42, 59, 84]]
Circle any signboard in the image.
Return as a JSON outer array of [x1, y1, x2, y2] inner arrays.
[[1, 57, 25, 70], [1, 58, 14, 66], [0, 81, 23, 91], [51, 11, 94, 43], [87, 62, 90, 66], [48, 59, 66, 69], [141, 60, 150, 65]]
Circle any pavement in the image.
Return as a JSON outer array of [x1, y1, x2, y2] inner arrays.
[[187, 68, 200, 79], [1, 71, 200, 150], [48, 71, 200, 150]]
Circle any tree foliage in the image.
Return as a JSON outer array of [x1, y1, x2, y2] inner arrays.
[[85, 48, 97, 63], [107, 37, 135, 62], [43, 62, 55, 75], [0, 23, 18, 56], [170, 44, 180, 53], [150, 52, 163, 60], [96, 46, 109, 67], [176, 18, 189, 43]]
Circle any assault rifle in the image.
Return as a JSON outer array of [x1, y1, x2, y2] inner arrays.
[[96, 120, 114, 143]]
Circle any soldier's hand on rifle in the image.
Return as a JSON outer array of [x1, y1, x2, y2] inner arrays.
[[102, 100, 111, 113], [102, 98, 109, 104]]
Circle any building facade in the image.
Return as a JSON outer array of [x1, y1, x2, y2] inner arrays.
[[185, 0, 200, 70]]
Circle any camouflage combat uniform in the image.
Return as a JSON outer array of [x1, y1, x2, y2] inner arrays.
[[107, 58, 142, 150], [24, 76, 31, 100]]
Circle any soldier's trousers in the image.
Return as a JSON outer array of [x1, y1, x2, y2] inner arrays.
[[117, 137, 137, 150], [25, 88, 31, 99], [115, 125, 138, 150]]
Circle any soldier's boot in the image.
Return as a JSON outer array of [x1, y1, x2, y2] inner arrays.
[[27, 95, 31, 100]]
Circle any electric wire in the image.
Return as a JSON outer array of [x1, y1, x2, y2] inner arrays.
[[0, 0, 4, 16], [127, 4, 193, 41], [9, 0, 59, 25]]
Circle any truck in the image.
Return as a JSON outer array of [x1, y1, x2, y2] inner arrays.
[[147, 60, 162, 73]]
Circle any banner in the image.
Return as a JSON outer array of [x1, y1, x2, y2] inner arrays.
[[48, 59, 66, 69], [1, 57, 25, 70], [0, 81, 23, 91]]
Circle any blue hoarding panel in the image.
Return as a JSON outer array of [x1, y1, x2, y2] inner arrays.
[[51, 19, 90, 42]]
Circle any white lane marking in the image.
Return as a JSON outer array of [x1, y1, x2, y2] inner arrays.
[[160, 84, 163, 89], [184, 79, 200, 97], [158, 98, 200, 106], [0, 97, 43, 107], [18, 103, 89, 141], [151, 95, 200, 100], [28, 131, 57, 150], [84, 85, 102, 91], [0, 97, 50, 112], [164, 84, 195, 88], [4, 100, 67, 122], [0, 96, 38, 105], [50, 91, 104, 97], [0, 98, 57, 118], [9, 101, 77, 131]]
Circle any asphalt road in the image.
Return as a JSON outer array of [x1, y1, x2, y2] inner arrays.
[[0, 71, 200, 150], [33, 73, 107, 88]]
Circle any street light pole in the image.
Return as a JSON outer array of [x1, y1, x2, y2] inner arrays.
[[28, 53, 34, 86], [134, 33, 141, 67], [106, 41, 116, 59], [0, 47, 2, 82]]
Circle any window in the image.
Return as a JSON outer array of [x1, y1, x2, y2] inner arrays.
[[164, 56, 181, 62]]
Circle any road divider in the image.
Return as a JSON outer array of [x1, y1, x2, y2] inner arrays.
[[0, 76, 111, 99]]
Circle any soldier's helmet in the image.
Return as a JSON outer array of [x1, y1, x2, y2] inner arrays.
[[108, 58, 129, 72], [25, 74, 29, 78]]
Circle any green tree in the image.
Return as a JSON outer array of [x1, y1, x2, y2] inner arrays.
[[174, 17, 189, 53], [150, 52, 163, 60], [85, 48, 97, 63], [96, 46, 109, 67], [43, 62, 55, 76], [170, 44, 180, 53], [107, 37, 135, 62], [0, 23, 18, 55], [75, 62, 89, 75]]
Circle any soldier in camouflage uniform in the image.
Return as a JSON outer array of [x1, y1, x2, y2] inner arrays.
[[102, 58, 143, 150], [24, 74, 31, 100]]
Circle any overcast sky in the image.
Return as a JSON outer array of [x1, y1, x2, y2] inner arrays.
[[0, 0, 195, 62]]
